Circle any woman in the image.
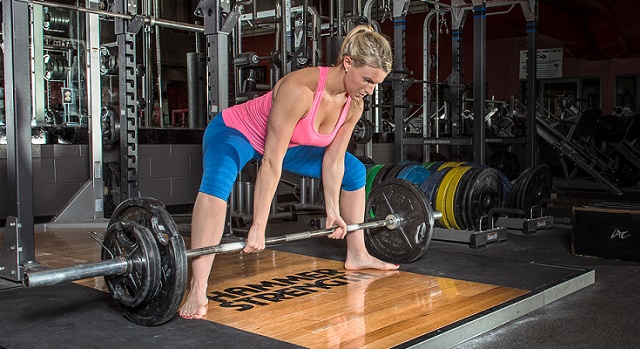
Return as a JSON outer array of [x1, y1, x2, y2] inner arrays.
[[179, 25, 398, 320]]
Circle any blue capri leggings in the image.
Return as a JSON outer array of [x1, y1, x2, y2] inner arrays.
[[199, 115, 366, 201]]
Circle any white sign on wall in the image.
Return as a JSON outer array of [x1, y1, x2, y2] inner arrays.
[[519, 48, 563, 79]]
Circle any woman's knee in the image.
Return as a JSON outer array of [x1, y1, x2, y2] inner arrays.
[[342, 158, 366, 191]]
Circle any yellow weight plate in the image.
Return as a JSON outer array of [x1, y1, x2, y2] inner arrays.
[[438, 161, 464, 170], [435, 166, 464, 228], [444, 166, 473, 230]]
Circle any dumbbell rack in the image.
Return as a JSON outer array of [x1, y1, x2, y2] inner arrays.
[[432, 226, 508, 249]]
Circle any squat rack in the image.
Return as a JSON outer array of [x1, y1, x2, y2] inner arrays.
[[0, 0, 236, 283]]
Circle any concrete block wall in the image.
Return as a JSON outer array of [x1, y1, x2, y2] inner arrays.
[[137, 144, 202, 206], [1, 143, 203, 221], [0, 144, 90, 218]]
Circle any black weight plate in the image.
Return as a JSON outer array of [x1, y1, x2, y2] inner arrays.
[[353, 118, 374, 144], [107, 197, 188, 326], [488, 151, 521, 180], [456, 167, 482, 231], [357, 155, 376, 165], [465, 168, 503, 231], [516, 166, 539, 210], [460, 162, 512, 210], [102, 221, 161, 308], [383, 163, 408, 180], [371, 163, 396, 189], [520, 165, 553, 212], [491, 116, 517, 137], [365, 179, 434, 263], [419, 167, 452, 209], [508, 166, 531, 209], [496, 169, 513, 209]]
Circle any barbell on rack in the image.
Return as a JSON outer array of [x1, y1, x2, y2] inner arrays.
[[22, 179, 441, 326]]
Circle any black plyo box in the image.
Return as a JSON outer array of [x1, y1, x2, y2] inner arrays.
[[572, 202, 640, 263]]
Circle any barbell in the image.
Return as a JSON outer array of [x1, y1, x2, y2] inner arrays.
[[23, 179, 441, 326]]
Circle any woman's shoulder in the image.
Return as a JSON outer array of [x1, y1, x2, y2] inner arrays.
[[283, 66, 322, 86], [273, 66, 322, 99]]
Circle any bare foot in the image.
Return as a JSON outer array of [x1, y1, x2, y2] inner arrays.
[[344, 253, 399, 271], [178, 286, 209, 320]]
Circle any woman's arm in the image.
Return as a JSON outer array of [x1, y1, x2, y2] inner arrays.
[[243, 76, 313, 252], [321, 100, 365, 238]]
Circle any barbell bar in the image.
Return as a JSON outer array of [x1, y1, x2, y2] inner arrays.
[[22, 179, 440, 326], [187, 214, 405, 258], [23, 214, 407, 288]]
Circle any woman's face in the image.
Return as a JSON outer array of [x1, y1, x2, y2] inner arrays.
[[343, 59, 387, 100]]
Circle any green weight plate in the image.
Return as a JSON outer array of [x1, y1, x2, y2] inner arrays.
[[366, 164, 384, 199]]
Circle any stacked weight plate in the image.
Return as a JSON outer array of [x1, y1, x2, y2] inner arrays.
[[365, 161, 430, 199], [507, 164, 553, 212], [421, 162, 510, 231]]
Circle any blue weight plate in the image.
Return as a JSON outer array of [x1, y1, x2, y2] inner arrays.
[[396, 164, 431, 186], [419, 166, 452, 208]]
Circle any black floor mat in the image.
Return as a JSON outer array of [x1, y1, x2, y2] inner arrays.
[[0, 230, 590, 349], [0, 282, 302, 349]]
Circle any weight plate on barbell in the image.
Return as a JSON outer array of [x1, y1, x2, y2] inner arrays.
[[102, 221, 161, 308], [106, 197, 188, 326], [365, 179, 434, 263]]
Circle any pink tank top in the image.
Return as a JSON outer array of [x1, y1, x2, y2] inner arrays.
[[222, 66, 351, 154]]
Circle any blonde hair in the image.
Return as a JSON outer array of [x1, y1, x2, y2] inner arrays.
[[336, 25, 393, 74]]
